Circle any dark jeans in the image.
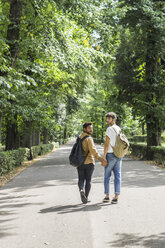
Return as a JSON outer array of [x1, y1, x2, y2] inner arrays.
[[77, 163, 94, 198]]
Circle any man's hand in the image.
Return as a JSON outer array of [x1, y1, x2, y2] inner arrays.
[[102, 158, 107, 167]]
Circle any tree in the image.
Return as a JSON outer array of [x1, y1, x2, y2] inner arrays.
[[113, 0, 165, 154], [0, 0, 106, 149]]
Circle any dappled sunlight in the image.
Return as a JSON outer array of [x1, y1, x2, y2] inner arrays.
[[108, 232, 165, 248], [122, 160, 165, 188]]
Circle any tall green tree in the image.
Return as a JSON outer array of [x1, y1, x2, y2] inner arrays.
[[114, 0, 165, 153]]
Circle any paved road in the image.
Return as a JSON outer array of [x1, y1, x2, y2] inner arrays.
[[0, 141, 165, 248]]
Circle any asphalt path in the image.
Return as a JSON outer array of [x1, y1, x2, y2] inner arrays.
[[0, 140, 165, 248]]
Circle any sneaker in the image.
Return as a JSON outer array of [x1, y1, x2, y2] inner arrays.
[[103, 197, 110, 203], [111, 198, 118, 204], [80, 190, 87, 204]]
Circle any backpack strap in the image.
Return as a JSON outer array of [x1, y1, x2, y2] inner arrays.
[[80, 135, 89, 156], [112, 126, 121, 135], [80, 135, 89, 142]]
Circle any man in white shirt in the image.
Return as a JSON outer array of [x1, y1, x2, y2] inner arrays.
[[102, 112, 122, 204]]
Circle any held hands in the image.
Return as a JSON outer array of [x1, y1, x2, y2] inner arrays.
[[101, 158, 107, 167]]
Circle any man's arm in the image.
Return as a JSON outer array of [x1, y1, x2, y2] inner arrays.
[[87, 137, 102, 160], [87, 137, 107, 165], [103, 135, 110, 160]]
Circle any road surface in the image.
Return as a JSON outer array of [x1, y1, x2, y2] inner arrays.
[[0, 141, 165, 248]]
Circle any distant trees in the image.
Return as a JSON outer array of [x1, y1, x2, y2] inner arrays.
[[0, 0, 164, 155], [0, 0, 102, 149], [114, 0, 165, 153]]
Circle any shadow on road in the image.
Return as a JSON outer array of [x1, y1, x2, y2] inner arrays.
[[39, 202, 110, 214], [1, 142, 165, 190], [107, 232, 165, 248], [0, 193, 43, 239], [122, 159, 165, 188]]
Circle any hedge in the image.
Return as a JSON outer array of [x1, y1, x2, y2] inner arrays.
[[30, 146, 42, 159], [94, 139, 104, 144], [130, 143, 165, 165], [40, 143, 54, 155], [129, 135, 165, 143], [162, 135, 165, 143], [129, 136, 147, 143], [0, 148, 30, 175], [0, 143, 58, 176]]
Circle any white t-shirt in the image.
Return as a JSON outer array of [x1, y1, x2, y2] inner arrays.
[[106, 124, 121, 153]]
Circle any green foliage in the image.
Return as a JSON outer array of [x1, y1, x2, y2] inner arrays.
[[0, 143, 55, 175], [0, 0, 164, 155], [129, 136, 147, 143], [130, 142, 165, 165], [161, 135, 165, 143], [112, 0, 165, 146], [0, 147, 30, 175], [0, 151, 15, 175], [40, 143, 54, 155], [15, 148, 31, 165], [30, 146, 41, 158], [0, 0, 107, 148], [31, 143, 55, 158]]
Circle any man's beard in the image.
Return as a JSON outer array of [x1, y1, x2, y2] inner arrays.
[[84, 131, 92, 135]]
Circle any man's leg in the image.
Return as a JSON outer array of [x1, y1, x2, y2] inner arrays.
[[104, 153, 116, 200], [111, 158, 122, 203], [77, 165, 85, 191], [84, 163, 94, 199], [77, 165, 87, 204]]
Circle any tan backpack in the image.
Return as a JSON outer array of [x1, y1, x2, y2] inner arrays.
[[112, 126, 129, 158]]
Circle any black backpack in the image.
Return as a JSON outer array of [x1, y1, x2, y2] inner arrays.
[[69, 135, 89, 167]]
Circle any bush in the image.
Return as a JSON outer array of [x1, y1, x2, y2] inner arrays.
[[161, 135, 165, 143], [30, 146, 42, 158], [129, 136, 147, 143], [0, 143, 56, 176], [94, 139, 104, 144], [0, 148, 31, 175], [40, 143, 54, 155], [0, 151, 15, 175], [30, 143, 56, 159], [151, 146, 165, 165], [15, 148, 30, 165], [0, 146, 5, 152], [52, 142, 59, 148], [130, 135, 165, 144], [130, 143, 165, 165]]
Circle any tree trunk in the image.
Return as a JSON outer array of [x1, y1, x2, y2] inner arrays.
[[6, 116, 19, 150], [142, 122, 145, 135], [63, 126, 67, 140], [20, 121, 32, 148], [7, 0, 22, 62], [0, 114, 2, 144], [5, 0, 22, 150], [146, 114, 161, 146], [101, 113, 104, 141], [43, 128, 49, 144], [146, 114, 161, 160], [145, 24, 160, 154], [32, 131, 40, 146]]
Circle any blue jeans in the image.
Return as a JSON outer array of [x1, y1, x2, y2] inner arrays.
[[104, 153, 122, 195]]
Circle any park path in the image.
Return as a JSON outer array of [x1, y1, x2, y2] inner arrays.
[[0, 140, 165, 248]]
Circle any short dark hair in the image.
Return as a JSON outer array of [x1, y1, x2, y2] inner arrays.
[[83, 122, 92, 129], [105, 112, 117, 119]]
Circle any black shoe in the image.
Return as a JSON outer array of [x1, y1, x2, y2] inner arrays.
[[80, 190, 87, 204], [103, 197, 110, 203], [111, 198, 118, 204]]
